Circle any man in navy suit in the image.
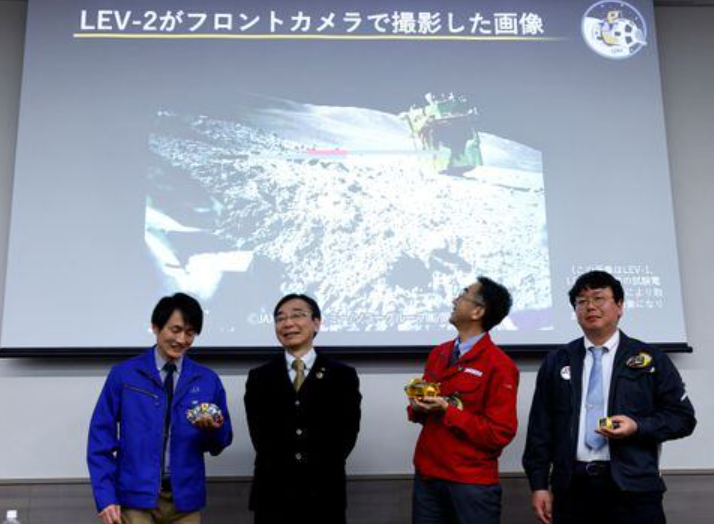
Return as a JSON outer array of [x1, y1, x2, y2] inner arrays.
[[244, 294, 361, 524], [523, 271, 696, 524]]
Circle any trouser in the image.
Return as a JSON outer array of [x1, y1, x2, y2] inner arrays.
[[412, 474, 502, 524], [253, 509, 346, 524], [121, 487, 201, 524], [553, 462, 666, 524]]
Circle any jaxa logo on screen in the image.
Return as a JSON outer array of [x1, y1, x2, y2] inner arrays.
[[582, 1, 648, 59]]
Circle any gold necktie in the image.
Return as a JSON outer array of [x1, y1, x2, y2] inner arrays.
[[292, 358, 305, 391]]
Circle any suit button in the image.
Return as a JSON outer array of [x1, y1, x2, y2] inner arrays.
[[296, 429, 303, 436], [295, 453, 302, 461]]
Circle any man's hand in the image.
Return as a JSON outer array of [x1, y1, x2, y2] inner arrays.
[[409, 396, 449, 414], [596, 414, 638, 439], [531, 490, 553, 524], [98, 504, 121, 524], [192, 414, 225, 430]]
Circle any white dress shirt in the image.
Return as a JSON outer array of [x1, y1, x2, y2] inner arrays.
[[576, 330, 620, 462]]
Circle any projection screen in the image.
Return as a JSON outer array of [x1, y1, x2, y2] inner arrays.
[[1, 0, 689, 354]]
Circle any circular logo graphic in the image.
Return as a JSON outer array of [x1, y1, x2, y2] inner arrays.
[[582, 1, 647, 59]]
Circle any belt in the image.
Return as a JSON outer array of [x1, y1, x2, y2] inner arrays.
[[575, 461, 611, 477]]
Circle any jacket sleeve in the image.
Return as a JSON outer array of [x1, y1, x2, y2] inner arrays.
[[407, 349, 437, 424], [244, 369, 263, 453], [441, 360, 519, 453], [87, 369, 121, 512], [407, 404, 427, 424], [522, 355, 555, 492], [336, 367, 362, 459], [201, 375, 233, 455], [632, 352, 696, 443], [406, 358, 430, 424]]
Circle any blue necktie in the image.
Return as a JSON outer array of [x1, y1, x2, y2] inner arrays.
[[585, 347, 607, 450], [161, 363, 176, 478]]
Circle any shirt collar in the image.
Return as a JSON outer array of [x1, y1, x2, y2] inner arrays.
[[285, 347, 317, 370], [454, 332, 485, 358], [154, 346, 183, 373], [584, 330, 620, 354]]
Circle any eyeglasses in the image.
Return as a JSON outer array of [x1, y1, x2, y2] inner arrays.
[[456, 288, 485, 307], [574, 296, 613, 309], [274, 311, 311, 324]]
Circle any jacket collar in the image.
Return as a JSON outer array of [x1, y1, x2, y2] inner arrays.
[[567, 330, 637, 409], [137, 348, 162, 387], [269, 350, 329, 396], [435, 332, 494, 380], [568, 330, 634, 364], [136, 347, 198, 397]]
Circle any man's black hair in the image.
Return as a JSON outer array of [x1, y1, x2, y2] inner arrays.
[[151, 292, 204, 334], [273, 293, 322, 320], [568, 270, 625, 308], [476, 276, 513, 332]]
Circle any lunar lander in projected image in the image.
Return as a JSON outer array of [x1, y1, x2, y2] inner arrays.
[[400, 93, 484, 175]]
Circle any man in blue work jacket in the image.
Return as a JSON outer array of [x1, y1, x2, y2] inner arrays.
[[523, 271, 696, 524], [87, 293, 233, 524]]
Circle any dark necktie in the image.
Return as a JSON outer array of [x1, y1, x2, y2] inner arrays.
[[448, 342, 461, 367], [162, 363, 176, 477]]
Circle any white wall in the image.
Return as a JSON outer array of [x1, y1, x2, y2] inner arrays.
[[1, 2, 713, 479]]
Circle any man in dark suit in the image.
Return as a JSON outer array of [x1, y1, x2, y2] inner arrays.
[[244, 293, 362, 524], [523, 270, 696, 524]]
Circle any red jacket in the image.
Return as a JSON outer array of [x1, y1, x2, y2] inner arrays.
[[409, 333, 519, 485]]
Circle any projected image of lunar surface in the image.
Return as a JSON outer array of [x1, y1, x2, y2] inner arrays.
[[146, 95, 552, 334]]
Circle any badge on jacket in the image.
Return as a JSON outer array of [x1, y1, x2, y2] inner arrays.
[[626, 352, 653, 369], [560, 366, 571, 380]]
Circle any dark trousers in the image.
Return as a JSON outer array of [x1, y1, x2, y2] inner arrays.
[[554, 465, 665, 524], [253, 509, 346, 524], [412, 475, 501, 524]]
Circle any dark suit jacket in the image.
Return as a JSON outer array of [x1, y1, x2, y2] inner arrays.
[[523, 332, 696, 494], [244, 351, 361, 512]]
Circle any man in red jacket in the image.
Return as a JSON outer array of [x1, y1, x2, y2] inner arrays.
[[408, 276, 519, 524]]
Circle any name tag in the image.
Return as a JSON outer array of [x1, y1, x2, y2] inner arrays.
[[464, 367, 483, 377]]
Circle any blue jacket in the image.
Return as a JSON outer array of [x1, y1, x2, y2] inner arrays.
[[522, 333, 696, 494], [87, 349, 233, 512]]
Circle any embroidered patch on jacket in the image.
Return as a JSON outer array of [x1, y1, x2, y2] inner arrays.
[[626, 352, 653, 369]]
